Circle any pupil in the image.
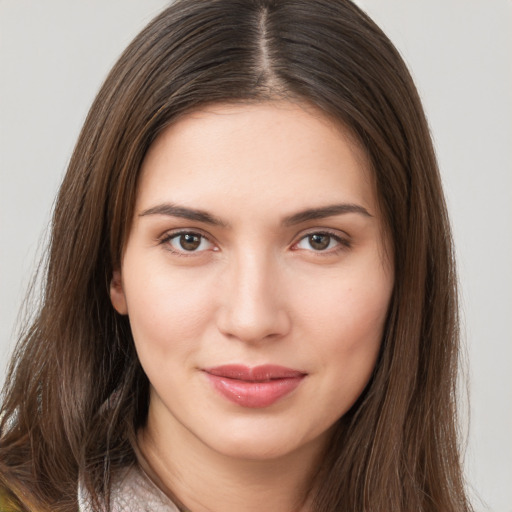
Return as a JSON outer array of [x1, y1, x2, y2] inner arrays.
[[309, 234, 330, 250], [180, 233, 201, 251]]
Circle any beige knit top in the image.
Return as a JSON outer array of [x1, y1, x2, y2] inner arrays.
[[78, 465, 180, 512]]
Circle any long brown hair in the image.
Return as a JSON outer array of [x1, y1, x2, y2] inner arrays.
[[0, 1, 471, 510]]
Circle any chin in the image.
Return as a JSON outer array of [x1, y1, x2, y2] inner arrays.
[[211, 437, 301, 461], [202, 420, 329, 463]]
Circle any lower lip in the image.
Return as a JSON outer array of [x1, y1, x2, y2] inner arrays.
[[205, 374, 305, 408]]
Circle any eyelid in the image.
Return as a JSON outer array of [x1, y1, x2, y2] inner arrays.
[[291, 228, 352, 253], [159, 228, 218, 255]]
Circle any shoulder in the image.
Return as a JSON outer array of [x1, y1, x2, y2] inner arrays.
[[78, 465, 180, 512]]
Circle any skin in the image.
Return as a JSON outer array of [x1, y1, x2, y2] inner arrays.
[[110, 101, 394, 512]]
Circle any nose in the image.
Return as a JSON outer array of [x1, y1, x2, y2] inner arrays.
[[216, 252, 291, 344]]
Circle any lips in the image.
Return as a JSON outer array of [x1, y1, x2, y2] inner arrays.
[[203, 364, 306, 408]]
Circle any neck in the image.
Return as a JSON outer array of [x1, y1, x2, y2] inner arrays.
[[137, 406, 327, 512]]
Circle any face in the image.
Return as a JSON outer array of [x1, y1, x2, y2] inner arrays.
[[110, 101, 394, 462]]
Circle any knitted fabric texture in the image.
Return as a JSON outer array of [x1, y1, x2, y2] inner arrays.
[[78, 466, 180, 512]]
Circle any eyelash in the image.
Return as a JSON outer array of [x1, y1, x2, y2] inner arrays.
[[158, 229, 351, 257], [291, 230, 351, 255], [159, 229, 216, 257]]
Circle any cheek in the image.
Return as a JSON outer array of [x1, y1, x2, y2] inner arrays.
[[298, 262, 392, 348], [296, 260, 392, 395], [122, 261, 218, 360]]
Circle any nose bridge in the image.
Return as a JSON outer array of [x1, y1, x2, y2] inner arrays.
[[217, 247, 289, 342]]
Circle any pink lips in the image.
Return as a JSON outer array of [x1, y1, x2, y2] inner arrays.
[[203, 364, 306, 408]]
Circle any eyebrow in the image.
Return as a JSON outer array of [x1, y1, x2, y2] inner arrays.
[[138, 202, 372, 227], [139, 203, 228, 227], [282, 203, 372, 226]]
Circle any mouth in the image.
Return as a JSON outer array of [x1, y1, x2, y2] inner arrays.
[[202, 364, 307, 408]]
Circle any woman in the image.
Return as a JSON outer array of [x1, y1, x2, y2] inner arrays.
[[0, 0, 472, 511]]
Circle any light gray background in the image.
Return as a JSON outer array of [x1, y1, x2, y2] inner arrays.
[[1, 1, 511, 510]]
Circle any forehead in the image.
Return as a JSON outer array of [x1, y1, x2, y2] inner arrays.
[[137, 101, 376, 218]]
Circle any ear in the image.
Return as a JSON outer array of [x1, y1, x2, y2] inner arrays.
[[110, 270, 128, 315]]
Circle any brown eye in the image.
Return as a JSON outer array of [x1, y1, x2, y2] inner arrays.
[[294, 232, 347, 253], [166, 232, 213, 253], [179, 233, 201, 251], [308, 233, 331, 250]]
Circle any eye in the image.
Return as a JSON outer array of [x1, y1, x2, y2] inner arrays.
[[294, 232, 348, 252], [163, 231, 214, 254]]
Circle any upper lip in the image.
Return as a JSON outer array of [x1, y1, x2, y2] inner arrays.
[[203, 364, 306, 382]]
